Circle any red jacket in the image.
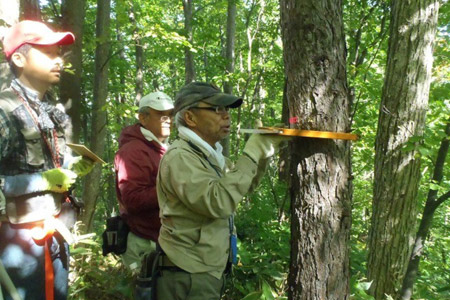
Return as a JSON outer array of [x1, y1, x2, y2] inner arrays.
[[114, 124, 165, 241]]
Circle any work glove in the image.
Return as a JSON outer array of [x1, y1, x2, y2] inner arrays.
[[243, 134, 291, 162], [42, 168, 77, 193], [68, 156, 95, 177]]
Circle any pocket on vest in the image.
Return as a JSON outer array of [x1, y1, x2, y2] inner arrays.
[[20, 128, 45, 167]]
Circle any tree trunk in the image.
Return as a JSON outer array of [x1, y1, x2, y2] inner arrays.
[[182, 0, 196, 84], [399, 121, 450, 300], [221, 0, 236, 157], [367, 1, 440, 298], [80, 0, 111, 233], [60, 0, 86, 144], [280, 1, 352, 299], [130, 5, 144, 103], [0, 0, 19, 91], [20, 0, 41, 21]]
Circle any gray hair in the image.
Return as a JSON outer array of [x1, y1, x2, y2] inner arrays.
[[138, 106, 152, 115], [174, 102, 199, 129]]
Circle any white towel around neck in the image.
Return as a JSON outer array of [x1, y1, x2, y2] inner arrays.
[[140, 126, 169, 149], [178, 126, 225, 169]]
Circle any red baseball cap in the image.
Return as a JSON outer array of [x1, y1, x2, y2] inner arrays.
[[3, 20, 75, 58]]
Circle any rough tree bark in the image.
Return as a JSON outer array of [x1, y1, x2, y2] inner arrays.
[[367, 1, 440, 298], [182, 0, 196, 84], [60, 0, 86, 144], [280, 0, 352, 299], [400, 121, 450, 300], [80, 0, 111, 232]]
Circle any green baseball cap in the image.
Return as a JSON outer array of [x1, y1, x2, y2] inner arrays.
[[174, 82, 243, 113]]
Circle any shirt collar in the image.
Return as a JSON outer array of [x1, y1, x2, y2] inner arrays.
[[11, 78, 40, 104]]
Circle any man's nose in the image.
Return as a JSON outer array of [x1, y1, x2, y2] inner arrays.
[[55, 56, 64, 66]]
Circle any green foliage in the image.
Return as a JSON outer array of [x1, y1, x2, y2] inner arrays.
[[68, 228, 134, 300], [225, 162, 290, 300]]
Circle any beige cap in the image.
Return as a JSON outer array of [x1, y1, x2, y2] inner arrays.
[[139, 92, 174, 111]]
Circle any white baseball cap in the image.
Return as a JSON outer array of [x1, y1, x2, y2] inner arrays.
[[139, 92, 174, 111]]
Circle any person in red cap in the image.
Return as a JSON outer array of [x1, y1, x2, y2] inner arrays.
[[0, 20, 93, 300]]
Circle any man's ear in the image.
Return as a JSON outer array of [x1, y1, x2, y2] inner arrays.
[[184, 111, 197, 127], [138, 112, 147, 124], [10, 52, 26, 69]]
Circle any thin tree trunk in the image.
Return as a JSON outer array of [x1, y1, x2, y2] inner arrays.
[[20, 0, 40, 20], [221, 0, 236, 157], [280, 0, 352, 299], [400, 121, 450, 300], [60, 0, 86, 144], [80, 0, 111, 233], [182, 0, 196, 84], [130, 5, 144, 103], [367, 1, 440, 298]]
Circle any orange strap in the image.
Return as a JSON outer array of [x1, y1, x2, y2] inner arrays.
[[44, 239, 54, 300], [32, 222, 55, 300], [261, 127, 358, 141]]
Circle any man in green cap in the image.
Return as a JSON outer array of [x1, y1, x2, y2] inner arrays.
[[155, 82, 289, 299]]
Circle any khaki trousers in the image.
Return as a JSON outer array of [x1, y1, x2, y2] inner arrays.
[[121, 232, 156, 273], [156, 270, 225, 300]]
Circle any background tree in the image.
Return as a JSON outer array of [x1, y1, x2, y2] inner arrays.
[[20, 0, 40, 20], [182, 0, 196, 83], [280, 0, 352, 299], [60, 0, 86, 143], [80, 0, 112, 232], [221, 0, 237, 156], [400, 120, 450, 299], [367, 0, 440, 298]]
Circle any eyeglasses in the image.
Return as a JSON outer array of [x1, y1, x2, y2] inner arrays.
[[191, 106, 230, 115], [160, 116, 172, 122]]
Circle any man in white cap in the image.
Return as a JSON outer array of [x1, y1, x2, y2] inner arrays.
[[114, 91, 174, 274]]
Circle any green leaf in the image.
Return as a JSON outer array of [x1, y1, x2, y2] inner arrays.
[[262, 280, 275, 300], [241, 291, 263, 300]]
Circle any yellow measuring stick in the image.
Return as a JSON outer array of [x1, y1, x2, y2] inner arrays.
[[240, 127, 358, 141]]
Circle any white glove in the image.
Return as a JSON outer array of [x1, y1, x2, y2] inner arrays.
[[243, 134, 291, 162]]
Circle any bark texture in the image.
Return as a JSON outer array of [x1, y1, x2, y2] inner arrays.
[[367, 1, 440, 298], [280, 1, 352, 299], [80, 0, 111, 232], [60, 0, 86, 143]]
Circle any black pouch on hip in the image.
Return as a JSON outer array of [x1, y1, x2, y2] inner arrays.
[[101, 216, 129, 256]]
